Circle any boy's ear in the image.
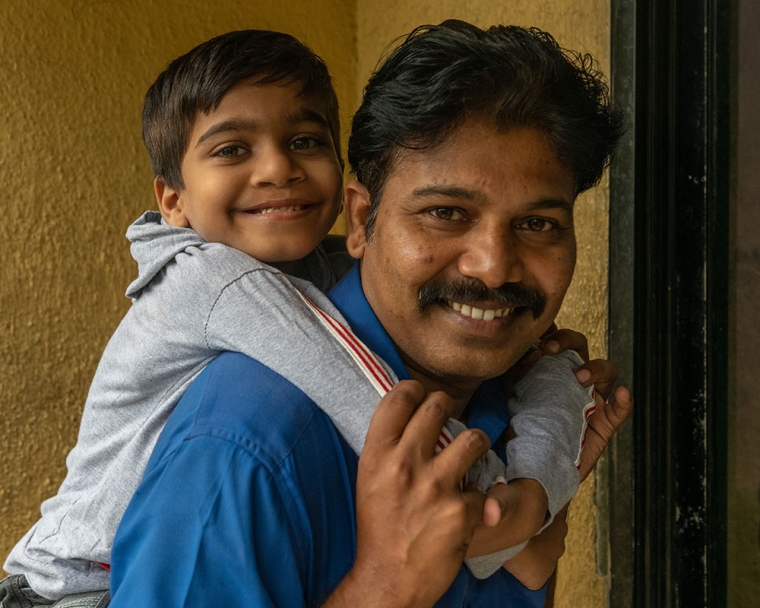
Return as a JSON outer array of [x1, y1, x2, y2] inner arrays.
[[154, 177, 190, 228], [344, 180, 372, 259]]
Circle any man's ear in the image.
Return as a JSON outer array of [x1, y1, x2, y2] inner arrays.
[[344, 180, 372, 259], [154, 177, 190, 228]]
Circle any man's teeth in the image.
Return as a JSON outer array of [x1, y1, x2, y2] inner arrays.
[[254, 205, 306, 214], [448, 301, 512, 321]]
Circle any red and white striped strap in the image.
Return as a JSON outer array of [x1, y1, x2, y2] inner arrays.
[[296, 292, 395, 396]]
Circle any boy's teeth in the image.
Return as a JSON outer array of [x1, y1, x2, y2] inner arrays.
[[257, 205, 305, 214], [447, 301, 512, 321]]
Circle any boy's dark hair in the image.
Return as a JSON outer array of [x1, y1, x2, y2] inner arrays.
[[348, 20, 625, 239], [143, 29, 341, 189]]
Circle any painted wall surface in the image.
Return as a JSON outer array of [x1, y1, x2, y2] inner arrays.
[[0, 0, 357, 572], [728, 0, 760, 604], [355, 3, 612, 607]]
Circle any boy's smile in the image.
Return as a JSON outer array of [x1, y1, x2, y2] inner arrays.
[[156, 79, 343, 264]]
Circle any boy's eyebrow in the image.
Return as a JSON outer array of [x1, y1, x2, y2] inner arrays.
[[195, 119, 255, 147], [283, 107, 329, 129], [195, 107, 330, 148], [411, 185, 573, 212]]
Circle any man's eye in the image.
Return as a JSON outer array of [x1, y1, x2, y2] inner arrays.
[[519, 218, 555, 232], [214, 145, 247, 158], [290, 137, 322, 150], [430, 207, 465, 221]]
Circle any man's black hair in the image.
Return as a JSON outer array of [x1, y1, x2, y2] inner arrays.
[[348, 20, 624, 239], [143, 29, 341, 189]]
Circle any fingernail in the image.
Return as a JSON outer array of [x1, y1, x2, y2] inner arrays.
[[545, 340, 560, 354], [575, 369, 591, 384]]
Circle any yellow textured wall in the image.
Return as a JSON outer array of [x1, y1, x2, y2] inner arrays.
[[0, 0, 356, 572], [355, 3, 612, 607]]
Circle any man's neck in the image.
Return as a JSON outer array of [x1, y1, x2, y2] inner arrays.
[[402, 362, 480, 420]]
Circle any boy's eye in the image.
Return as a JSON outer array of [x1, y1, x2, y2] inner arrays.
[[290, 137, 322, 150], [516, 218, 556, 232], [429, 207, 465, 221], [214, 145, 247, 158]]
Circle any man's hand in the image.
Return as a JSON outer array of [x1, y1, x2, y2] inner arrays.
[[327, 381, 490, 608]]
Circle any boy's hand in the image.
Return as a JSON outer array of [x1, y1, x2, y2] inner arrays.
[[467, 478, 548, 558], [576, 385, 633, 481], [538, 326, 619, 400], [536, 326, 634, 480]]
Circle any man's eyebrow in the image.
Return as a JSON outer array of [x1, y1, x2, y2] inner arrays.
[[411, 185, 573, 212], [525, 198, 575, 214], [411, 185, 486, 202]]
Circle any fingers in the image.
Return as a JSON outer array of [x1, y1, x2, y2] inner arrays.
[[539, 328, 589, 361], [608, 385, 634, 429], [577, 385, 634, 481], [353, 382, 490, 605], [363, 380, 427, 455], [435, 426, 491, 489], [403, 390, 460, 456], [363, 380, 490, 491], [573, 358, 619, 400], [482, 483, 509, 527]]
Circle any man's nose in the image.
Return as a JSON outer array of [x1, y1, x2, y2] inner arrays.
[[252, 145, 305, 187], [456, 228, 524, 288]]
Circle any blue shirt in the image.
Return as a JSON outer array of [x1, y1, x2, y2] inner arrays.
[[110, 264, 546, 607]]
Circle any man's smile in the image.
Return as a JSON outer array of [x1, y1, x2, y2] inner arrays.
[[447, 300, 514, 321]]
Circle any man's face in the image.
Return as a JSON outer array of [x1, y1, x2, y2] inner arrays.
[[346, 122, 577, 394]]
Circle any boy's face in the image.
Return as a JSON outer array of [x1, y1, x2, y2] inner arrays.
[[156, 80, 343, 264]]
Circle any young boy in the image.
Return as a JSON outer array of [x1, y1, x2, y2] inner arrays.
[[1, 29, 594, 606]]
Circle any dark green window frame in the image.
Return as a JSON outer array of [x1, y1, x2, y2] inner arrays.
[[607, 0, 732, 606]]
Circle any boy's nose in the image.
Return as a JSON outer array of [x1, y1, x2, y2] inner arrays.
[[456, 229, 525, 288], [252, 146, 305, 187]]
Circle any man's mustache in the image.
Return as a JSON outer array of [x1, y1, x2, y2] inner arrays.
[[418, 277, 547, 319]]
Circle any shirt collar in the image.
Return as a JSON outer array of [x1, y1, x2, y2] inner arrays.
[[328, 263, 509, 444]]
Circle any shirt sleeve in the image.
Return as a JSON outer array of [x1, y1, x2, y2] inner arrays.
[[109, 434, 309, 608]]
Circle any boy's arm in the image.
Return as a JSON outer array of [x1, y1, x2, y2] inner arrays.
[[501, 505, 569, 590], [499, 383, 633, 589], [204, 261, 389, 456], [504, 350, 594, 519], [461, 352, 591, 579], [465, 339, 633, 581]]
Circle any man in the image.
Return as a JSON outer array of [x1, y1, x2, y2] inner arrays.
[[109, 20, 628, 607]]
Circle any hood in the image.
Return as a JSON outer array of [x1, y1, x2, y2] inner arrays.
[[125, 211, 206, 299]]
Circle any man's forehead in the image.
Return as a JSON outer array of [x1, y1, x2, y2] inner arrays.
[[379, 123, 576, 204]]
